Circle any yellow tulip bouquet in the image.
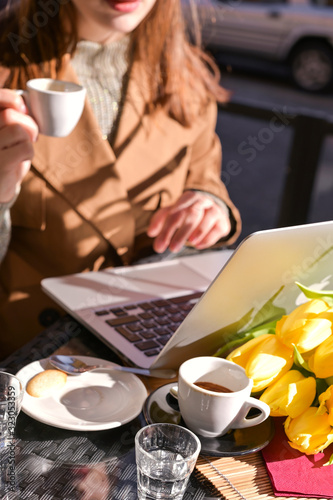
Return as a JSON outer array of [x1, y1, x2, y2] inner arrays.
[[214, 282, 333, 462]]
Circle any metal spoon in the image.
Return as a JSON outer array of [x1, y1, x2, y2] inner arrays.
[[49, 355, 177, 379]]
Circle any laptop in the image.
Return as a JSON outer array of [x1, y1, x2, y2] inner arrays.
[[42, 220, 333, 375]]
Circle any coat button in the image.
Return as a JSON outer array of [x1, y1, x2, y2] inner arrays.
[[38, 308, 61, 327], [117, 247, 128, 256]]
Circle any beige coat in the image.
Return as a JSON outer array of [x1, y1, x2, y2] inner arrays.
[[0, 60, 241, 358]]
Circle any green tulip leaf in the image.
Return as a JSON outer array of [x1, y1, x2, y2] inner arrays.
[[246, 319, 278, 335], [316, 377, 329, 396], [325, 376, 333, 387], [293, 345, 313, 374], [324, 453, 333, 466], [208, 308, 256, 358], [245, 285, 286, 331], [212, 286, 286, 358], [296, 282, 333, 307], [214, 337, 249, 357], [312, 378, 329, 407]]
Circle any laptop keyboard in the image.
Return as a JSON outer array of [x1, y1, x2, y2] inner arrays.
[[93, 291, 203, 357]]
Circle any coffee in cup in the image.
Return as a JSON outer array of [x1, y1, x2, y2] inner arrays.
[[176, 356, 270, 438], [16, 78, 86, 137], [194, 381, 233, 393]]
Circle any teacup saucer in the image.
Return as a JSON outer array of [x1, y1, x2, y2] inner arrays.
[[143, 383, 274, 457]]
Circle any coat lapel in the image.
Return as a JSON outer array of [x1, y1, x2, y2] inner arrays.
[[31, 61, 139, 257], [113, 60, 148, 155]]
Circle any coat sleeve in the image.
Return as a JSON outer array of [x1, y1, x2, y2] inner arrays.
[[0, 189, 20, 263], [184, 100, 241, 244]]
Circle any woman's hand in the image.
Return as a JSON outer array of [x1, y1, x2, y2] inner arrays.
[[74, 464, 109, 500], [0, 89, 38, 203], [147, 190, 231, 253]]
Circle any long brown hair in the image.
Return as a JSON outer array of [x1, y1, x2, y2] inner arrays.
[[0, 0, 228, 125]]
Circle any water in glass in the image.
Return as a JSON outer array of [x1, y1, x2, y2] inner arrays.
[[137, 449, 190, 500], [135, 424, 201, 500]]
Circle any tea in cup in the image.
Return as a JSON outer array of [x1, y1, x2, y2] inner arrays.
[[16, 78, 86, 137], [176, 356, 270, 438]]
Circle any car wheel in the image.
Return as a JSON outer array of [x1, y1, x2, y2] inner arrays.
[[290, 42, 333, 92]]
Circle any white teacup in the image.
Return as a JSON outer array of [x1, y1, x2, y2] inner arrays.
[[16, 78, 86, 137], [176, 356, 270, 438]]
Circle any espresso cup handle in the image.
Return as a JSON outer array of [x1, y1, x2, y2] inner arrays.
[[14, 89, 31, 113], [169, 385, 179, 399], [233, 397, 270, 429]]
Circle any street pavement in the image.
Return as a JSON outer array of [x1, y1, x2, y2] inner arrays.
[[215, 67, 333, 244]]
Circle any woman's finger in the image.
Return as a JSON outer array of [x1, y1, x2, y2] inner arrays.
[[152, 209, 187, 253], [167, 203, 207, 252], [0, 89, 28, 113], [188, 204, 231, 246], [147, 207, 170, 238], [149, 192, 230, 253], [192, 218, 231, 249], [1, 140, 34, 169], [0, 122, 32, 150], [0, 143, 33, 202], [0, 107, 38, 144], [148, 193, 213, 237]]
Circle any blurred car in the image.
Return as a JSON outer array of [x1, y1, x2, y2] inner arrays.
[[182, 0, 333, 92]]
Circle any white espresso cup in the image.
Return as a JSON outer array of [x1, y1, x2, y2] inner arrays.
[[16, 78, 86, 137], [176, 356, 270, 438]]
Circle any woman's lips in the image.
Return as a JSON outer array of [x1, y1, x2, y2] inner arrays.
[[106, 0, 141, 13]]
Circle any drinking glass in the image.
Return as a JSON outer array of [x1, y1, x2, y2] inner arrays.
[[0, 372, 24, 497], [135, 423, 201, 500], [0, 372, 24, 445]]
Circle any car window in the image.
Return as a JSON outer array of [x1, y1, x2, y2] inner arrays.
[[313, 0, 333, 5]]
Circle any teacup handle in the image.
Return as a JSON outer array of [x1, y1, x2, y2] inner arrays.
[[233, 397, 270, 429]]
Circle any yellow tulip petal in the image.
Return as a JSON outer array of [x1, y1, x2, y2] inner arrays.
[[252, 374, 284, 393], [318, 308, 333, 322], [260, 370, 316, 418], [277, 318, 331, 352], [308, 335, 333, 378], [281, 299, 329, 330], [247, 351, 287, 380], [275, 315, 288, 336], [318, 386, 333, 426], [226, 334, 273, 369], [276, 299, 332, 352], [295, 319, 331, 352], [228, 335, 294, 392], [329, 411, 333, 427], [246, 335, 293, 383], [285, 407, 333, 455]]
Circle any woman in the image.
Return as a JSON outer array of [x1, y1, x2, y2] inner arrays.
[[0, 0, 241, 358]]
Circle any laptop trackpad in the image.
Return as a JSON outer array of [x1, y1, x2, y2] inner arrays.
[[106, 260, 211, 294]]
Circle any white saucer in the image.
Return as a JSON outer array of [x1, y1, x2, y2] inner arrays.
[[16, 355, 148, 431]]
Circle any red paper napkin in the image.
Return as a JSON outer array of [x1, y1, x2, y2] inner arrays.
[[261, 417, 333, 498]]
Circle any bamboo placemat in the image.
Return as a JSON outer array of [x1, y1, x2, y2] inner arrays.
[[196, 453, 329, 500]]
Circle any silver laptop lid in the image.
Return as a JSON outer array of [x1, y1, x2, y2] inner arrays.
[[151, 220, 333, 371]]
